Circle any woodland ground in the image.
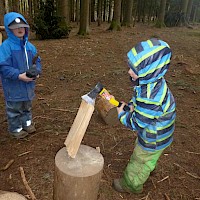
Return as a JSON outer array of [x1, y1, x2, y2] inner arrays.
[[0, 23, 200, 200]]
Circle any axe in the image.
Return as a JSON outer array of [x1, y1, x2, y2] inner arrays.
[[64, 82, 129, 158], [82, 82, 130, 111]]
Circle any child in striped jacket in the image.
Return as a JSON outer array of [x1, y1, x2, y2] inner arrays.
[[113, 38, 176, 194]]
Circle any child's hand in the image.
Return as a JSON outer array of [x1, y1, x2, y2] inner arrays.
[[18, 73, 35, 82], [117, 101, 127, 114], [129, 104, 134, 112]]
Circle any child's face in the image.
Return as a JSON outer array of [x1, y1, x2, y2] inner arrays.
[[128, 68, 139, 81], [12, 27, 25, 39]]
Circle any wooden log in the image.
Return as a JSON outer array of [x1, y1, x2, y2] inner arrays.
[[0, 26, 5, 45], [53, 145, 104, 200], [0, 26, 5, 31], [96, 97, 120, 126], [0, 191, 27, 200], [64, 100, 94, 158]]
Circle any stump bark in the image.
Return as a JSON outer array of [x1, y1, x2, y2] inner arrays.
[[96, 98, 120, 126], [0, 191, 27, 200], [54, 145, 104, 200]]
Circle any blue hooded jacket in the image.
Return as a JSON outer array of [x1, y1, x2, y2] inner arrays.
[[119, 38, 176, 152], [0, 12, 41, 101]]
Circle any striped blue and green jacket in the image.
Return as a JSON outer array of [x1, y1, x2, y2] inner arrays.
[[119, 38, 176, 152]]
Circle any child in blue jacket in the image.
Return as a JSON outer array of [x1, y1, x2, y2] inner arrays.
[[113, 38, 176, 193], [0, 12, 41, 139]]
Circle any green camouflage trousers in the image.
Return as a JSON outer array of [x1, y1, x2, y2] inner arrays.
[[121, 142, 164, 193]]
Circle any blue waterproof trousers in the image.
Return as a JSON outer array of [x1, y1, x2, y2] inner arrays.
[[6, 101, 32, 133]]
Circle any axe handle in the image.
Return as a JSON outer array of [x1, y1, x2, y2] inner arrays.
[[118, 102, 130, 111]]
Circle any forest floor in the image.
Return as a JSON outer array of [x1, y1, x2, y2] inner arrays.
[[0, 22, 200, 200]]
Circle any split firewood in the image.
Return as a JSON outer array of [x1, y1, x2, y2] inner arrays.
[[0, 159, 14, 171], [64, 100, 94, 158], [19, 167, 36, 200]]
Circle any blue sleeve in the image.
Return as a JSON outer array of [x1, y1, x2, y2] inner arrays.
[[29, 43, 42, 74], [36, 56, 42, 74], [0, 44, 20, 80]]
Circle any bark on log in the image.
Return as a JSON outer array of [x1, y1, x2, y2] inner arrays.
[[0, 191, 27, 200], [54, 145, 104, 200], [96, 97, 120, 126]]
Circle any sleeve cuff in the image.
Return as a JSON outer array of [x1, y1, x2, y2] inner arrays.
[[118, 111, 126, 119]]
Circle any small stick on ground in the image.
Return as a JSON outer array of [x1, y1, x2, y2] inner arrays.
[[0, 159, 14, 171], [164, 193, 171, 200], [157, 176, 169, 183], [139, 192, 150, 200], [18, 151, 31, 157], [19, 167, 36, 200], [150, 177, 156, 189], [50, 108, 75, 113], [174, 163, 200, 180], [185, 150, 200, 155]]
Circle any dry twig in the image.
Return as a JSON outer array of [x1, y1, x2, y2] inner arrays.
[[185, 150, 200, 155], [18, 151, 31, 157], [150, 178, 156, 189], [139, 192, 150, 200], [50, 108, 75, 113], [0, 159, 14, 171], [173, 163, 200, 180], [157, 176, 169, 183], [164, 193, 171, 200], [19, 167, 36, 200]]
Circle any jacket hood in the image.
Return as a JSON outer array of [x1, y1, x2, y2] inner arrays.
[[4, 12, 29, 43], [127, 38, 172, 85]]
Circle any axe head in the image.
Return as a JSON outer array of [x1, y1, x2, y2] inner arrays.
[[82, 82, 104, 105]]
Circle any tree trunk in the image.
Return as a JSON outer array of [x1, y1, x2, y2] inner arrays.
[[186, 0, 193, 22], [28, 0, 33, 18], [5, 0, 9, 13], [108, 0, 113, 23], [76, 0, 80, 23], [0, 0, 5, 25], [178, 0, 189, 26], [122, 0, 133, 26], [108, 0, 121, 30], [78, 0, 90, 35], [33, 0, 39, 17], [97, 0, 102, 26], [91, 0, 95, 22], [57, 0, 70, 23], [191, 5, 197, 23], [12, 0, 20, 13], [155, 0, 167, 28]]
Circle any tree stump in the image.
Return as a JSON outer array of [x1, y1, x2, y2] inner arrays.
[[54, 145, 104, 200], [96, 98, 120, 126], [0, 191, 27, 200]]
